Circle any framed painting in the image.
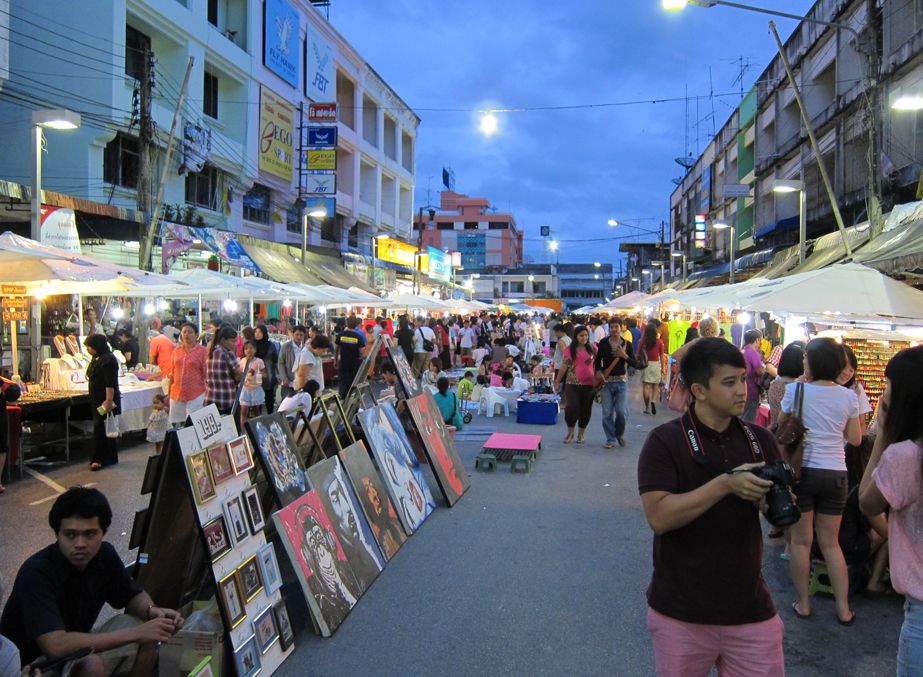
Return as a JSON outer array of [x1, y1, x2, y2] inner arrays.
[[385, 343, 422, 399], [358, 402, 435, 535], [238, 555, 264, 602], [247, 413, 307, 507], [257, 542, 282, 595], [252, 606, 278, 654], [227, 435, 255, 475], [271, 490, 361, 637], [305, 455, 384, 594], [187, 656, 213, 677], [242, 486, 266, 534], [273, 599, 294, 651], [218, 571, 246, 629], [206, 442, 235, 484], [224, 495, 249, 546], [186, 451, 216, 505], [339, 441, 407, 561], [404, 391, 471, 507], [233, 635, 261, 677], [202, 515, 231, 563]]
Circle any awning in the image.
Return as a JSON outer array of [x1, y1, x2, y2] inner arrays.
[[853, 218, 923, 275], [788, 223, 871, 275], [756, 244, 801, 279], [687, 261, 730, 281], [734, 248, 775, 270], [754, 215, 799, 240]]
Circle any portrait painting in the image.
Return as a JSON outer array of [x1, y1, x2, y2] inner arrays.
[[243, 486, 266, 534], [339, 441, 407, 561], [224, 495, 249, 546], [405, 391, 470, 507], [358, 402, 435, 535], [257, 542, 282, 595], [238, 555, 264, 602], [306, 455, 384, 594], [247, 413, 307, 507], [252, 606, 278, 654], [219, 571, 246, 629], [272, 490, 361, 637], [273, 599, 294, 651], [186, 451, 216, 505], [385, 343, 422, 399], [206, 442, 235, 484], [233, 635, 261, 677], [227, 435, 255, 475], [203, 515, 231, 563]]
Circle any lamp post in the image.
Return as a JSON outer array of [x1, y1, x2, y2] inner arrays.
[[413, 250, 423, 296], [651, 260, 666, 292], [714, 222, 736, 283], [641, 269, 652, 292], [302, 202, 328, 269], [369, 234, 378, 289], [772, 179, 806, 264], [631, 276, 640, 291], [671, 250, 687, 284]]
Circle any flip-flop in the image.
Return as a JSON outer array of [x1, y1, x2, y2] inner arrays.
[[89, 463, 102, 472], [792, 601, 812, 619], [837, 612, 856, 626], [563, 435, 573, 445]]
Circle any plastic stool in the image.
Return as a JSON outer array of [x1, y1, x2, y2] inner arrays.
[[510, 454, 532, 473], [475, 453, 497, 471], [809, 561, 834, 596]]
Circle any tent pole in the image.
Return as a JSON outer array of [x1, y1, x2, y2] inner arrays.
[[249, 297, 254, 327], [77, 296, 84, 342], [197, 294, 202, 335]]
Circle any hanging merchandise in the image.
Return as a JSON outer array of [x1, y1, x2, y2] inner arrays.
[[843, 337, 910, 412]]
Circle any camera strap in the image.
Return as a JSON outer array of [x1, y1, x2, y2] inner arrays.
[[681, 407, 763, 464]]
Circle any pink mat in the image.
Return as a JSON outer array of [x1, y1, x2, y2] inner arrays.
[[483, 433, 542, 451]]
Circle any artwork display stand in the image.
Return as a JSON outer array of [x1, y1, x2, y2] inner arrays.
[[341, 335, 381, 421]]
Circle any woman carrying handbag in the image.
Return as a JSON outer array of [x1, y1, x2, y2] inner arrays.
[[84, 334, 122, 471]]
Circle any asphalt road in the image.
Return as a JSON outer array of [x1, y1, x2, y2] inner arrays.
[[0, 384, 903, 676]]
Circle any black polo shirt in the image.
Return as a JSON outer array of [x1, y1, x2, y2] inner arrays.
[[336, 329, 367, 371], [0, 542, 142, 662], [637, 404, 780, 626]]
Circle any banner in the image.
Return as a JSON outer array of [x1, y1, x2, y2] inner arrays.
[[196, 228, 261, 272], [161, 222, 197, 274], [259, 87, 294, 181], [376, 237, 417, 267], [426, 246, 451, 282], [264, 0, 299, 87], [39, 206, 81, 253], [180, 123, 211, 175], [306, 28, 336, 101]]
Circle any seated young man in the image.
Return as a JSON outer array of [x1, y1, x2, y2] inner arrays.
[[1, 487, 184, 676]]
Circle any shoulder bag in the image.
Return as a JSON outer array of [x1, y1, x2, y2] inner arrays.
[[417, 328, 435, 353], [774, 381, 806, 480]]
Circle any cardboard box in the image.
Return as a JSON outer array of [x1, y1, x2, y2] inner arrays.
[[158, 601, 225, 677]]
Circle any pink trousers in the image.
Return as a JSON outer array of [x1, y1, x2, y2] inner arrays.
[[646, 607, 785, 677]]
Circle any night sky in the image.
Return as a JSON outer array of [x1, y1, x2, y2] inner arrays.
[[330, 0, 816, 266]]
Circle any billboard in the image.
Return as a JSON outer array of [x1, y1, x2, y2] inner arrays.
[[426, 247, 451, 282], [376, 237, 417, 267], [304, 173, 336, 196], [306, 149, 336, 170], [307, 127, 337, 148], [258, 87, 294, 181], [306, 28, 336, 102], [263, 0, 299, 87]]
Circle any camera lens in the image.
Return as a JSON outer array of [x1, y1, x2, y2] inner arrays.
[[765, 487, 801, 527]]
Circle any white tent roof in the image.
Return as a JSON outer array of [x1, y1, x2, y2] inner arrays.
[[601, 290, 652, 310], [385, 293, 453, 311]]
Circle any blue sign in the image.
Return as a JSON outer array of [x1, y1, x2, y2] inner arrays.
[[263, 0, 299, 88], [426, 246, 451, 282], [308, 127, 337, 148], [305, 197, 335, 220]]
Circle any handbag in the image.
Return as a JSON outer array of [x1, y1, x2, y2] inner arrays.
[[417, 328, 435, 353], [668, 376, 691, 413], [104, 411, 120, 438], [774, 381, 806, 480], [636, 345, 649, 370]]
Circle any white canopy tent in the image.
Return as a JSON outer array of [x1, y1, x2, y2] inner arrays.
[[601, 290, 652, 310]]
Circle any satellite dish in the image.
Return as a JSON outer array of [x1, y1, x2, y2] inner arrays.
[[671, 177, 683, 185], [675, 155, 695, 168]]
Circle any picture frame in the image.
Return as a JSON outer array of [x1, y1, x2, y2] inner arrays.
[[273, 599, 294, 651], [227, 434, 255, 475], [238, 555, 264, 602], [404, 391, 471, 507], [257, 542, 282, 596], [242, 486, 266, 534], [186, 450, 217, 505], [128, 508, 149, 551], [206, 442, 235, 484], [246, 413, 308, 507], [252, 606, 279, 654], [385, 342, 423, 399], [223, 495, 250, 546], [202, 515, 232, 563], [233, 635, 261, 677], [218, 571, 246, 629], [187, 656, 213, 677]]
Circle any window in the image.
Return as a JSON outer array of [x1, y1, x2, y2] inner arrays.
[[464, 222, 478, 230], [125, 25, 151, 82], [103, 133, 140, 189], [185, 164, 220, 210], [203, 71, 218, 119], [286, 206, 301, 234], [533, 281, 547, 294], [510, 281, 524, 293], [437, 222, 454, 230], [207, 0, 218, 26], [243, 184, 271, 224], [488, 222, 509, 230]]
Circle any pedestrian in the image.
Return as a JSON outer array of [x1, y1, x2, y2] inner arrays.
[[0, 379, 21, 494], [741, 329, 766, 422], [148, 319, 175, 383], [394, 316, 415, 365], [779, 337, 861, 625], [115, 328, 139, 369], [334, 316, 367, 400], [204, 325, 242, 417], [640, 322, 666, 415], [169, 322, 208, 425], [859, 345, 923, 675], [836, 344, 873, 436], [638, 337, 784, 676], [278, 324, 306, 400], [253, 324, 278, 412], [595, 317, 640, 449], [238, 340, 266, 429], [554, 325, 596, 445], [552, 323, 572, 372], [411, 317, 437, 378], [84, 334, 121, 471], [146, 393, 169, 454], [767, 342, 804, 427]]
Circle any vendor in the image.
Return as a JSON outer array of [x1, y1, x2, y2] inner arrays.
[[115, 329, 140, 370]]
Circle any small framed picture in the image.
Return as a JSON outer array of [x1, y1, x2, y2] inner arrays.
[[233, 635, 261, 677], [273, 599, 294, 651], [223, 495, 249, 546], [227, 435, 255, 475], [187, 656, 213, 677], [206, 442, 235, 484], [238, 555, 264, 602], [252, 606, 279, 654], [218, 571, 246, 629], [257, 543, 281, 595], [202, 515, 231, 563], [242, 486, 265, 534], [186, 451, 216, 505]]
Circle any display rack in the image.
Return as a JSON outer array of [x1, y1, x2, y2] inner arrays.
[[843, 337, 910, 412]]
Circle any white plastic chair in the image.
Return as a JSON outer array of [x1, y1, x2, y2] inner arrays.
[[478, 388, 510, 417]]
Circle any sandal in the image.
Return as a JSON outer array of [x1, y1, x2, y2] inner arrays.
[[563, 433, 574, 445], [575, 437, 585, 445], [837, 611, 856, 626], [604, 442, 615, 449], [89, 462, 103, 472], [792, 601, 812, 620]]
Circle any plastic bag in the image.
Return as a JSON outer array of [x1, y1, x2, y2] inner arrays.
[[105, 412, 120, 438]]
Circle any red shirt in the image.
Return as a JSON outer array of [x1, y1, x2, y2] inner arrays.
[[170, 343, 207, 402], [643, 339, 665, 362], [149, 333, 175, 378]]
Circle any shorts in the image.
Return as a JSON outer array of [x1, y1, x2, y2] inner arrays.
[[239, 387, 265, 407], [794, 467, 848, 515], [168, 393, 204, 424]]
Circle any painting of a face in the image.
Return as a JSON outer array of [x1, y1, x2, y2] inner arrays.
[[247, 413, 307, 506], [405, 392, 470, 506]]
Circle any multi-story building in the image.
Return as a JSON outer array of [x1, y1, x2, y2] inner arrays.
[[467, 264, 559, 303], [413, 191, 524, 271], [557, 263, 613, 310]]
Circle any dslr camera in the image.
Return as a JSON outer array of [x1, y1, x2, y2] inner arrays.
[[750, 461, 801, 527]]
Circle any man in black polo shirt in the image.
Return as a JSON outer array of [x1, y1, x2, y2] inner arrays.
[[1, 487, 183, 675], [594, 316, 640, 449], [637, 338, 784, 676], [334, 317, 367, 400]]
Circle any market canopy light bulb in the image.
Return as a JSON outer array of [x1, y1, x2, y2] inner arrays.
[[222, 299, 238, 312], [143, 303, 156, 316], [282, 298, 292, 308], [892, 95, 923, 110], [111, 307, 124, 320], [479, 112, 498, 137], [737, 312, 752, 325]]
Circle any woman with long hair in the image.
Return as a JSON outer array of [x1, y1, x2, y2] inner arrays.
[[860, 346, 923, 673], [254, 324, 279, 412], [205, 325, 242, 416], [554, 325, 596, 445], [640, 322, 666, 415], [84, 334, 121, 471]]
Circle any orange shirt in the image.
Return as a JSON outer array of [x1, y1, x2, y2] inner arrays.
[[149, 333, 175, 378], [170, 343, 207, 402]]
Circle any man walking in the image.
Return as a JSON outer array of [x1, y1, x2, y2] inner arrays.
[[741, 329, 765, 422], [411, 317, 436, 378], [595, 317, 639, 448], [334, 317, 367, 400], [278, 324, 306, 400]]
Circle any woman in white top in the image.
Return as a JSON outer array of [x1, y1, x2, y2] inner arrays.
[[779, 338, 862, 625]]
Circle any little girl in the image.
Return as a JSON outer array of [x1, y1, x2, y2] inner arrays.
[[421, 357, 444, 390], [147, 393, 169, 453], [239, 340, 266, 428]]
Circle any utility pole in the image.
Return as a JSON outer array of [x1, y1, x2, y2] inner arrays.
[[137, 48, 154, 229], [865, 0, 884, 237]]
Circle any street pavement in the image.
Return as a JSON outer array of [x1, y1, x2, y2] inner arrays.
[[0, 384, 903, 676]]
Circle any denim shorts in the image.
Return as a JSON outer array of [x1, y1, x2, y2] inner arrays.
[[794, 467, 848, 515]]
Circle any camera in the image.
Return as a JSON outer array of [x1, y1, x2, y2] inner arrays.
[[750, 461, 801, 527]]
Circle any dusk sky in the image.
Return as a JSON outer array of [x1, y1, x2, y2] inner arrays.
[[330, 0, 816, 267]]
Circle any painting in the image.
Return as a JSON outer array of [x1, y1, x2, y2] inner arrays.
[[233, 635, 261, 677], [238, 555, 263, 602], [252, 606, 278, 654], [186, 451, 216, 505], [247, 413, 307, 506], [224, 495, 249, 546], [305, 455, 384, 594], [273, 599, 294, 651], [227, 435, 255, 475], [358, 402, 435, 535], [404, 391, 471, 507], [218, 571, 246, 629], [188, 656, 213, 677], [339, 442, 407, 561], [272, 490, 361, 637], [385, 343, 422, 399], [257, 542, 282, 595], [242, 486, 266, 534], [206, 442, 235, 484], [203, 515, 231, 563]]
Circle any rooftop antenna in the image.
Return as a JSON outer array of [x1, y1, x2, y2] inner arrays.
[[726, 56, 755, 101], [308, 0, 330, 20]]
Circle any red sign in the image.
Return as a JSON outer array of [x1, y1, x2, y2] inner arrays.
[[308, 103, 337, 123]]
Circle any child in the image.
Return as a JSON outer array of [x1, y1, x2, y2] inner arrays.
[[457, 370, 474, 404], [530, 355, 552, 393], [147, 393, 169, 453], [279, 379, 320, 416], [239, 340, 266, 428], [421, 356, 444, 390]]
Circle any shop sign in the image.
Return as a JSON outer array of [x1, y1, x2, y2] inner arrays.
[[426, 246, 451, 282], [40, 206, 81, 253], [307, 127, 337, 148], [263, 0, 300, 87], [2, 294, 28, 322], [306, 149, 336, 170], [2, 285, 26, 295], [307, 102, 337, 123], [3, 311, 28, 322], [306, 28, 337, 102], [258, 87, 294, 181], [376, 237, 417, 267], [694, 214, 707, 249], [304, 173, 336, 196]]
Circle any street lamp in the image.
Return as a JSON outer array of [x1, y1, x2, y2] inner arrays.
[[641, 269, 652, 292], [671, 250, 687, 284], [369, 234, 379, 288], [661, 0, 859, 36], [713, 222, 736, 283], [412, 250, 424, 295], [630, 276, 640, 291], [772, 179, 807, 265], [651, 260, 666, 292]]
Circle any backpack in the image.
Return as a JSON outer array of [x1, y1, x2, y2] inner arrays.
[[636, 344, 649, 370], [418, 328, 435, 353]]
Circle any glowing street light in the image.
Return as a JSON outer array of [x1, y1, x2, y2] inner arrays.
[[773, 179, 806, 264], [479, 112, 499, 137], [548, 240, 559, 252], [607, 219, 618, 226], [593, 261, 601, 268]]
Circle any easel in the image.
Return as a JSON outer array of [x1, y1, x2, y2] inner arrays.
[[341, 335, 381, 423]]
